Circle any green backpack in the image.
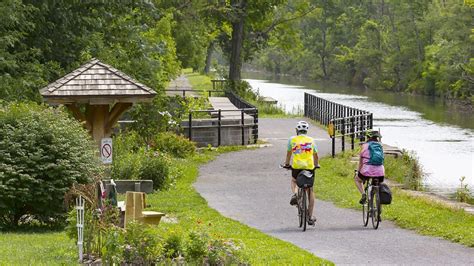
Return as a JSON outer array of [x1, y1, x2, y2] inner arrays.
[[368, 141, 384, 165]]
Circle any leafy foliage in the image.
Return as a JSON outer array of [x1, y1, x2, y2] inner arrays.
[[0, 102, 102, 227], [138, 153, 171, 191], [150, 132, 196, 159]]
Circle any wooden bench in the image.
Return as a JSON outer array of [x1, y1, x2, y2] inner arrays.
[[124, 191, 165, 227]]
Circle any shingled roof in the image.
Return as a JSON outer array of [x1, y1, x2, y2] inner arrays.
[[40, 58, 157, 104]]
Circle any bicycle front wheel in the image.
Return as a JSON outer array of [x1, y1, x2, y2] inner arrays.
[[362, 191, 370, 227], [371, 187, 381, 229]]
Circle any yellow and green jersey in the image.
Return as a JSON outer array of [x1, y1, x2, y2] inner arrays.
[[288, 134, 317, 170]]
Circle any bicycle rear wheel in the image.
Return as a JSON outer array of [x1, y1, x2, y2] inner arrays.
[[298, 190, 303, 228], [302, 189, 307, 232], [371, 187, 381, 229]]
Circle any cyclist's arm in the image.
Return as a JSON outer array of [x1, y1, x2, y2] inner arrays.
[[312, 140, 319, 167], [285, 138, 292, 166], [358, 143, 365, 171], [285, 150, 292, 166]]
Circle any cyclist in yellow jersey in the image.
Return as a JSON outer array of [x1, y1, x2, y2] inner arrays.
[[284, 121, 319, 225]]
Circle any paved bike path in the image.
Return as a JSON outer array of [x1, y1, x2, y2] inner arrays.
[[194, 118, 474, 265]]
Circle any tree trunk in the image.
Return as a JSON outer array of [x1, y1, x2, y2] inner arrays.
[[320, 27, 329, 80], [229, 0, 247, 82], [204, 41, 214, 74]]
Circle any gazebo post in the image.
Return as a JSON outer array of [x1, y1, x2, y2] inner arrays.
[[88, 105, 109, 145]]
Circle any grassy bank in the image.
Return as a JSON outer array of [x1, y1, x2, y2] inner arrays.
[[145, 146, 331, 265], [316, 150, 474, 247]]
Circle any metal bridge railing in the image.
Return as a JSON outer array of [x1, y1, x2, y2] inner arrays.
[[304, 92, 373, 157]]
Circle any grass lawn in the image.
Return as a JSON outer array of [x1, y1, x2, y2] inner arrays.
[[145, 146, 332, 265], [0, 231, 76, 265], [316, 150, 474, 247]]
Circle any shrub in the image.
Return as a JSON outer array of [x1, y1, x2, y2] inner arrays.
[[0, 102, 102, 228], [112, 131, 144, 159], [111, 149, 144, 180], [138, 152, 171, 190], [102, 222, 161, 265], [151, 132, 196, 158], [385, 150, 423, 190], [455, 176, 473, 204], [163, 233, 184, 259]]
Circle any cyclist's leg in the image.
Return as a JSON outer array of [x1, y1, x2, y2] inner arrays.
[[291, 169, 300, 193], [291, 178, 297, 194], [357, 173, 369, 204], [308, 187, 315, 217], [290, 170, 300, 205], [354, 172, 365, 194]]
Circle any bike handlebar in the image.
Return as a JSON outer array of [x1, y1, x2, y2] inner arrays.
[[279, 164, 320, 170]]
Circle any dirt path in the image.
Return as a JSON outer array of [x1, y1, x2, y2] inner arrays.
[[194, 118, 474, 265], [165, 74, 199, 97]]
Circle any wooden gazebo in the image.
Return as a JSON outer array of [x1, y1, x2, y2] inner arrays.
[[40, 58, 156, 144]]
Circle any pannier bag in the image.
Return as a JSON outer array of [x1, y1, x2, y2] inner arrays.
[[379, 182, 392, 204], [296, 170, 314, 188]]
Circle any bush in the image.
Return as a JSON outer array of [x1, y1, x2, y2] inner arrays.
[[0, 102, 102, 228], [138, 153, 171, 190], [385, 150, 423, 190], [151, 132, 196, 158], [111, 149, 145, 180]]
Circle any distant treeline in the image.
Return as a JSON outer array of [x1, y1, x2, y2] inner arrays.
[[252, 0, 473, 102]]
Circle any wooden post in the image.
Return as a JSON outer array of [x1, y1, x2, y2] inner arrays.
[[87, 105, 109, 147]]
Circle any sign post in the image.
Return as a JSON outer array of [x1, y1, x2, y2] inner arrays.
[[100, 138, 113, 164]]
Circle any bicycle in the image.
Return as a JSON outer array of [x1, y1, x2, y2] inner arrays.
[[356, 170, 382, 229], [280, 164, 319, 232]]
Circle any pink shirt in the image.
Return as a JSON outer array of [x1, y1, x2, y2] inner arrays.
[[359, 142, 385, 177]]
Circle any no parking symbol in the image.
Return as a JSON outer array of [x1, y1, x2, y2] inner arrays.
[[101, 138, 113, 164]]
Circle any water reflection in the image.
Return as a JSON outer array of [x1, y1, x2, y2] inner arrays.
[[246, 78, 474, 195]]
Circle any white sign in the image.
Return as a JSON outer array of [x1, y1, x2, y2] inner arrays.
[[100, 138, 113, 164]]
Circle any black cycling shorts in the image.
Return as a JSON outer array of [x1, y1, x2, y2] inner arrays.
[[358, 172, 384, 183], [292, 169, 315, 179]]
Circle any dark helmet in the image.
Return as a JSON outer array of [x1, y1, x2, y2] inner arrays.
[[366, 130, 381, 139]]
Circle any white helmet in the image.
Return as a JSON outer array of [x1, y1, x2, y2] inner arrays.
[[296, 121, 309, 133]]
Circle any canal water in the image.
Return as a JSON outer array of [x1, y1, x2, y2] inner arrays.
[[245, 74, 474, 195]]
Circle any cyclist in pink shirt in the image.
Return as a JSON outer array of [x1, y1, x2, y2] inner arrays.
[[354, 131, 385, 204]]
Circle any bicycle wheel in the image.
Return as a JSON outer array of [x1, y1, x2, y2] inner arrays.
[[298, 189, 303, 228], [362, 188, 370, 227], [371, 187, 381, 229], [302, 189, 307, 232]]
